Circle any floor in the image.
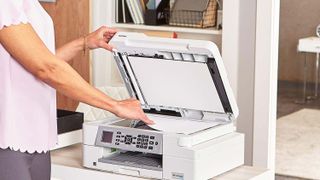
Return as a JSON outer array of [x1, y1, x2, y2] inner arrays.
[[277, 80, 320, 118], [276, 80, 320, 180]]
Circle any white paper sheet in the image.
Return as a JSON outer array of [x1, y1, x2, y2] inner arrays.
[[147, 115, 221, 135]]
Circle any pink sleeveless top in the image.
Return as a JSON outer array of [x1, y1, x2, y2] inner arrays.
[[0, 0, 57, 153]]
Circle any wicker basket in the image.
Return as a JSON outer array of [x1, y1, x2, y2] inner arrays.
[[169, 0, 217, 28]]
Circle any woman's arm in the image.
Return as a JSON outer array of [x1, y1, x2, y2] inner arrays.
[[0, 23, 153, 124], [56, 26, 116, 62]]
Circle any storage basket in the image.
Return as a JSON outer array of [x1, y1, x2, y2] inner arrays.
[[169, 0, 217, 28]]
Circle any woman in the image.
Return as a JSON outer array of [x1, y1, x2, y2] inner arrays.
[[0, 0, 153, 180]]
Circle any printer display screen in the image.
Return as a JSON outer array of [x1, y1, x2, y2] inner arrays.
[[101, 131, 113, 143]]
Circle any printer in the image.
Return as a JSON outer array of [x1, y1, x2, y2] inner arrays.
[[83, 32, 244, 180]]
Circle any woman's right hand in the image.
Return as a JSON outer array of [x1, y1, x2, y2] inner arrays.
[[113, 98, 154, 125]]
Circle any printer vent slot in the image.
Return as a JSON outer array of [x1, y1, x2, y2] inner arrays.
[[129, 54, 165, 59], [144, 108, 182, 117], [207, 58, 233, 114]]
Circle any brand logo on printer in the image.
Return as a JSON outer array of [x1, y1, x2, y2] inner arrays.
[[172, 172, 184, 180]]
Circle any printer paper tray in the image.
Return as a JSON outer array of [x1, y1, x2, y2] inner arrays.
[[98, 152, 162, 172]]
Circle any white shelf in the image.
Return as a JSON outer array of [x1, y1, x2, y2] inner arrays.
[[110, 23, 222, 35]]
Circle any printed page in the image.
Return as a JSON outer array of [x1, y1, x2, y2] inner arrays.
[[147, 115, 221, 135]]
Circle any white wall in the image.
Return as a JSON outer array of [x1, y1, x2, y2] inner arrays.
[[253, 0, 279, 173], [228, 0, 257, 165], [90, 0, 114, 87]]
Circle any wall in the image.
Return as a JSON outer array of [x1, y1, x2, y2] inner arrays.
[[279, 0, 320, 82]]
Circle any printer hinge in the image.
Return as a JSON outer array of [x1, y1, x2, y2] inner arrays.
[[202, 111, 232, 123]]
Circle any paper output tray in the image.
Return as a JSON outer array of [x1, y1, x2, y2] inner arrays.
[[98, 152, 162, 171]]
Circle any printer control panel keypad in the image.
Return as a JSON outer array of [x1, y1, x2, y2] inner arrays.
[[96, 126, 162, 155], [114, 132, 159, 151]]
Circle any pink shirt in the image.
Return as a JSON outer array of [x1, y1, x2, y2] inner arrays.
[[0, 0, 57, 153]]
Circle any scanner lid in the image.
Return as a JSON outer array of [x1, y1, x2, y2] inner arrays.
[[110, 32, 238, 122]]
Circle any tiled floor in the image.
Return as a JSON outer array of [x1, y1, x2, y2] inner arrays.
[[276, 80, 320, 180]]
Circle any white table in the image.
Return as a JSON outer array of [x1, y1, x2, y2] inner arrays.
[[297, 37, 320, 103], [51, 144, 272, 180]]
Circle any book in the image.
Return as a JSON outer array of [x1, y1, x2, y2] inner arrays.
[[116, 0, 124, 23], [126, 0, 139, 24], [140, 0, 146, 12], [123, 0, 134, 23], [132, 0, 144, 24], [122, 0, 126, 22]]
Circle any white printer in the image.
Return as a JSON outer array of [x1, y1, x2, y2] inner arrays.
[[83, 32, 244, 180]]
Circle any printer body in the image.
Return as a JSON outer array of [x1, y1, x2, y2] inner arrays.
[[83, 32, 244, 180]]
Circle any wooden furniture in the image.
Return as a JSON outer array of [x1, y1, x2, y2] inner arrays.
[[296, 37, 320, 103], [51, 144, 272, 180], [40, 0, 90, 111]]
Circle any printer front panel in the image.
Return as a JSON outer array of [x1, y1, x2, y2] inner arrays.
[[162, 133, 244, 180], [95, 125, 163, 155]]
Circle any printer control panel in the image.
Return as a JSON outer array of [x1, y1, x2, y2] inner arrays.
[[95, 126, 163, 155]]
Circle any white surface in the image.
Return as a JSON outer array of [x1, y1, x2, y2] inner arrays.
[[128, 56, 225, 113], [111, 23, 222, 35], [52, 130, 82, 150], [253, 0, 279, 176], [276, 109, 320, 179], [147, 115, 221, 135], [233, 0, 257, 166], [298, 37, 320, 53]]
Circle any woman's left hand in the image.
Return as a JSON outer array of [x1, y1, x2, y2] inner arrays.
[[85, 26, 117, 51]]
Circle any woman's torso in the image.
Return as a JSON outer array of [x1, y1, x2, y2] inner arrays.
[[0, 0, 57, 153]]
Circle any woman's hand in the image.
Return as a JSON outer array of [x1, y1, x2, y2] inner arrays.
[[113, 98, 154, 125], [85, 26, 117, 51], [56, 26, 117, 62]]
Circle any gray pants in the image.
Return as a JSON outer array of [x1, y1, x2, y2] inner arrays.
[[0, 148, 51, 180]]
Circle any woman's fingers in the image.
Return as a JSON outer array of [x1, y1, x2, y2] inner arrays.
[[98, 40, 114, 51], [102, 27, 117, 35], [86, 26, 117, 51], [140, 114, 154, 125]]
